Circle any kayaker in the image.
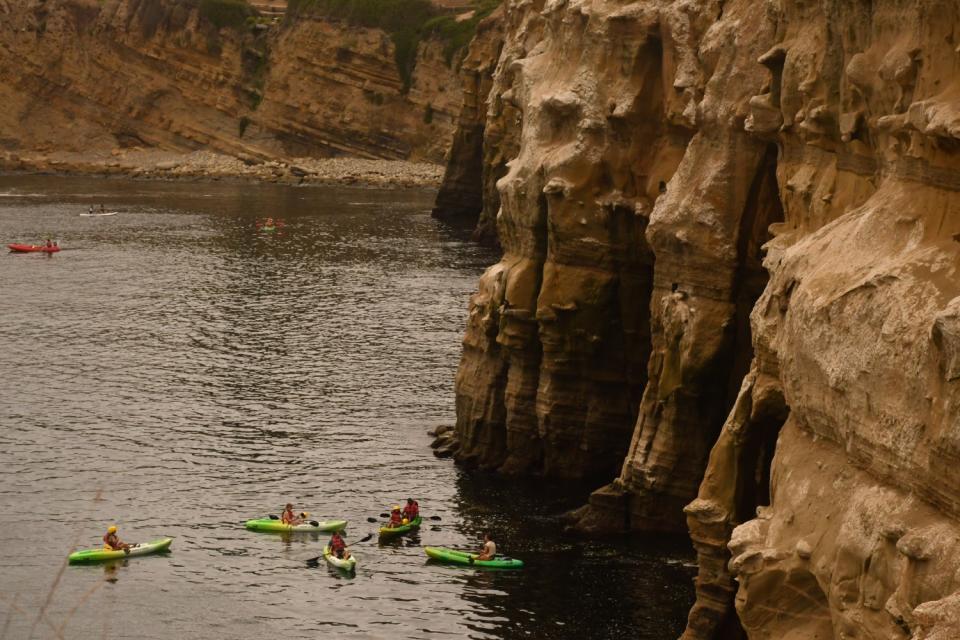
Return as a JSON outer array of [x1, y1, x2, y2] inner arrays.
[[281, 503, 304, 525], [388, 506, 403, 527], [99, 204, 105, 213], [88, 205, 94, 214], [103, 525, 131, 551], [45, 238, 53, 248], [402, 498, 419, 521], [329, 531, 350, 559], [476, 532, 496, 561]]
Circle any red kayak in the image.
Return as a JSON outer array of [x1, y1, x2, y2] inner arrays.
[[8, 243, 60, 253]]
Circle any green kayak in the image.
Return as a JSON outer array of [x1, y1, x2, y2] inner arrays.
[[424, 546, 524, 569], [245, 518, 347, 533], [68, 538, 173, 565], [323, 545, 357, 572], [379, 515, 422, 539]]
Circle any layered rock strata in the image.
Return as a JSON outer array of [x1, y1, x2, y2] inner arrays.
[[0, 0, 460, 164], [443, 0, 960, 637]]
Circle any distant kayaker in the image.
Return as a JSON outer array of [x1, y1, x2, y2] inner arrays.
[[103, 525, 131, 551], [281, 503, 304, 525], [45, 238, 53, 248], [329, 530, 350, 559], [99, 204, 105, 213], [88, 205, 94, 214], [476, 531, 496, 561], [402, 498, 419, 522], [388, 506, 403, 527]]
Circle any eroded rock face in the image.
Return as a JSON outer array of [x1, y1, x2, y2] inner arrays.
[[446, 0, 960, 637], [685, 1, 960, 637], [449, 0, 782, 497], [450, 0, 698, 481], [431, 8, 504, 240], [0, 0, 460, 162]]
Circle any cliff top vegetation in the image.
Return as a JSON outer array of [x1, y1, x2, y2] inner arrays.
[[196, 0, 256, 29], [286, 0, 500, 90]]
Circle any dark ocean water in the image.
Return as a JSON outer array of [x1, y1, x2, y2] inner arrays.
[[0, 175, 695, 639]]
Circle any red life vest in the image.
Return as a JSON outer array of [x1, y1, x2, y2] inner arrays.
[[330, 534, 345, 551], [403, 501, 419, 520]]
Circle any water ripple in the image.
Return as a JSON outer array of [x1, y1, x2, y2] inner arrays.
[[0, 176, 694, 640]]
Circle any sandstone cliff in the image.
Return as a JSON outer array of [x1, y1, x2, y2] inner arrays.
[[440, 0, 960, 637], [430, 6, 505, 244], [0, 0, 462, 164]]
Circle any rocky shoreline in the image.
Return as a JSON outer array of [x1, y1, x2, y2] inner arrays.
[[0, 150, 445, 190]]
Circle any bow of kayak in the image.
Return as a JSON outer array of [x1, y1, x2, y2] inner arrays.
[[379, 515, 422, 539], [323, 545, 357, 572], [68, 537, 173, 565], [245, 518, 347, 533], [424, 546, 524, 569]]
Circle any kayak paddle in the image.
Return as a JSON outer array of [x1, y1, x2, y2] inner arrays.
[[267, 514, 321, 526]]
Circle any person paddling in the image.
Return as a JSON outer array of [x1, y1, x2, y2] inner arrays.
[[388, 506, 403, 527], [402, 498, 419, 522], [329, 530, 350, 559], [281, 503, 304, 525], [103, 525, 131, 552], [476, 531, 496, 561]]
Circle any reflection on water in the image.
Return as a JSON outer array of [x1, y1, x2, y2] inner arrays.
[[0, 175, 694, 639]]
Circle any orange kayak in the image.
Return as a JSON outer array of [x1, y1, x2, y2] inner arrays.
[[8, 244, 60, 253]]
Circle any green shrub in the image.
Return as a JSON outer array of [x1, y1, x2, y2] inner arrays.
[[198, 0, 254, 30], [424, 0, 500, 65], [247, 89, 264, 109], [363, 90, 385, 105], [205, 32, 223, 55]]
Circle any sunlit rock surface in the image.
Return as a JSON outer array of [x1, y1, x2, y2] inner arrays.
[[441, 0, 960, 637]]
